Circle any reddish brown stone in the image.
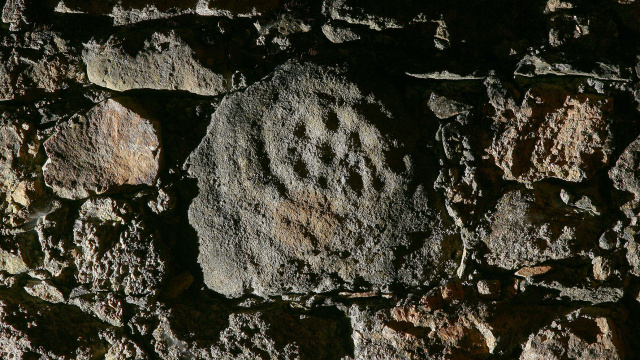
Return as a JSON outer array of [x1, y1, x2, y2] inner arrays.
[[43, 98, 161, 199]]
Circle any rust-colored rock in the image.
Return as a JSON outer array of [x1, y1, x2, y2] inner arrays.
[[488, 83, 613, 183], [43, 98, 161, 200]]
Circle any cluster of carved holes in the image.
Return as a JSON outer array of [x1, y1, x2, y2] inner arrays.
[[285, 110, 383, 196]]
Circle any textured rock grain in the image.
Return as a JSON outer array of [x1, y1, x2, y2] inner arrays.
[[488, 83, 613, 183], [188, 62, 456, 297], [43, 98, 161, 199]]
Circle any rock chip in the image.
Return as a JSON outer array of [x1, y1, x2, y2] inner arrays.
[[43, 98, 161, 200], [592, 256, 614, 281], [515, 265, 553, 278], [23, 280, 65, 303], [322, 0, 405, 30], [487, 82, 613, 183], [188, 61, 455, 297], [477, 280, 500, 299], [428, 93, 471, 120], [321, 23, 361, 43]]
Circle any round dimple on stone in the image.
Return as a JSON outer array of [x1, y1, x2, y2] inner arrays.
[[324, 110, 340, 131], [317, 143, 335, 165], [348, 131, 362, 149], [318, 176, 328, 189], [294, 123, 306, 139], [293, 157, 310, 179], [347, 168, 364, 196]]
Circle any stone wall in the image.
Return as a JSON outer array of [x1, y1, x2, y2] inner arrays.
[[1, 0, 639, 359]]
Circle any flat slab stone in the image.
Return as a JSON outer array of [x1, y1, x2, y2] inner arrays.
[[43, 98, 161, 200]]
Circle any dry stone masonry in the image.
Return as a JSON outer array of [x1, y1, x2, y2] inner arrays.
[[0, 0, 640, 359]]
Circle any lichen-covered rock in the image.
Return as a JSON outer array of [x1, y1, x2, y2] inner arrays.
[[43, 98, 161, 200], [82, 32, 227, 96], [487, 82, 613, 183], [188, 61, 457, 297]]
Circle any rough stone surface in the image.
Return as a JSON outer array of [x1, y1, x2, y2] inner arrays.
[[482, 189, 601, 270], [83, 32, 227, 96], [43, 98, 161, 199], [54, 0, 279, 25], [72, 197, 167, 297], [610, 133, 640, 211], [488, 83, 613, 183], [188, 62, 457, 298], [520, 312, 626, 360], [2, 1, 640, 359]]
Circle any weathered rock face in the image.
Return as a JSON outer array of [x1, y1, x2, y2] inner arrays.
[[520, 312, 626, 360], [43, 98, 161, 199], [188, 62, 456, 297], [0, 31, 85, 101], [610, 134, 640, 211], [54, 0, 279, 25], [488, 83, 613, 184], [83, 32, 227, 96], [152, 297, 353, 360], [482, 189, 602, 270], [3, 0, 640, 358], [0, 117, 44, 229], [72, 197, 166, 297]]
